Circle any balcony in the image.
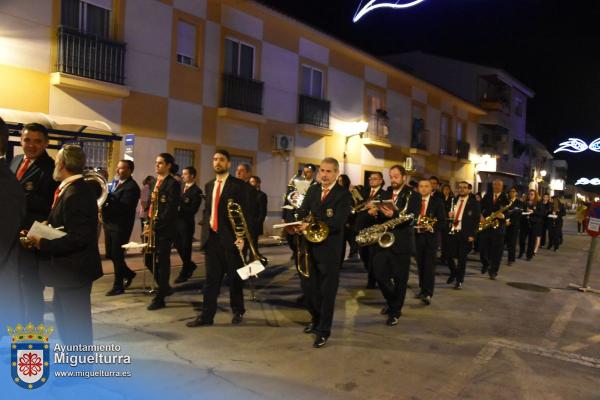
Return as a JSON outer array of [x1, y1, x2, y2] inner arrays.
[[221, 73, 264, 115], [456, 141, 470, 160], [439, 136, 458, 158], [298, 95, 332, 135], [57, 26, 126, 86], [362, 110, 391, 147]]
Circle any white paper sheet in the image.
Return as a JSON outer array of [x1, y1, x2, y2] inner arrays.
[[237, 260, 265, 280], [27, 221, 66, 240]]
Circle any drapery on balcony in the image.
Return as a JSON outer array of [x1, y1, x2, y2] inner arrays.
[[298, 95, 330, 129], [57, 26, 126, 85], [221, 73, 264, 115]]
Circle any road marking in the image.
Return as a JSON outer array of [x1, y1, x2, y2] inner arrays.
[[561, 334, 600, 353], [541, 294, 579, 349]]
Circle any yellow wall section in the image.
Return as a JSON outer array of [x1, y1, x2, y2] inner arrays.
[[202, 106, 217, 145], [263, 17, 299, 53], [121, 91, 168, 138], [0, 65, 50, 113], [170, 10, 205, 104]]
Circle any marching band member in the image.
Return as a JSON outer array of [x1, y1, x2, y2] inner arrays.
[[504, 187, 524, 266], [479, 179, 509, 279], [356, 171, 385, 288], [292, 157, 352, 348], [28, 145, 102, 344], [372, 165, 420, 325], [447, 181, 481, 289], [547, 196, 566, 251], [414, 179, 446, 305], [440, 184, 454, 266], [174, 166, 203, 283], [145, 153, 181, 310], [10, 123, 58, 325], [337, 174, 358, 263], [539, 193, 551, 248], [519, 189, 543, 261], [187, 150, 251, 327], [249, 175, 268, 259], [102, 160, 140, 295]]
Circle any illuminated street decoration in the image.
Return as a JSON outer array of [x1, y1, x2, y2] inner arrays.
[[353, 0, 426, 22], [554, 137, 600, 153], [575, 178, 600, 185]]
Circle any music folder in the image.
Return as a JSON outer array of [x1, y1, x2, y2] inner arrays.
[[27, 221, 66, 241]]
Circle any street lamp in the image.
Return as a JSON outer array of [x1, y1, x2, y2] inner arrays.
[[540, 169, 547, 178]]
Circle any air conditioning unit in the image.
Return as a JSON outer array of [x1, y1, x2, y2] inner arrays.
[[273, 134, 294, 152]]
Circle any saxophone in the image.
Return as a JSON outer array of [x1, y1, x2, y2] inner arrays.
[[356, 192, 414, 248], [478, 199, 514, 233]]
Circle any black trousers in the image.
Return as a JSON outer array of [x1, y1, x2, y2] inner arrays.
[[175, 218, 196, 275], [105, 228, 135, 289], [372, 248, 410, 316], [359, 246, 376, 285], [146, 236, 174, 298], [519, 224, 538, 259], [505, 224, 519, 263], [447, 232, 473, 283], [415, 232, 437, 297], [548, 222, 561, 250], [479, 229, 505, 275], [300, 258, 340, 337], [53, 283, 93, 345], [540, 220, 549, 247], [18, 249, 45, 325], [341, 226, 358, 264], [201, 231, 245, 322]]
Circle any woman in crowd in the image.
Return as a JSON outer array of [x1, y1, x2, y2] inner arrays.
[[547, 196, 566, 251]]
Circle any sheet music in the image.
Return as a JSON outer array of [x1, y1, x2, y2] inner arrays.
[[27, 221, 66, 240], [237, 260, 265, 280]]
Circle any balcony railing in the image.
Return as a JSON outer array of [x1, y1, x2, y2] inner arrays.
[[456, 141, 470, 159], [298, 95, 330, 129], [439, 136, 458, 157], [221, 73, 264, 115], [57, 26, 126, 85], [365, 111, 390, 142], [411, 131, 428, 150]]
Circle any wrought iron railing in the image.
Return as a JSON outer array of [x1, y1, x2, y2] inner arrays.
[[298, 95, 330, 129], [221, 73, 264, 114], [456, 141, 470, 159], [57, 26, 126, 85]]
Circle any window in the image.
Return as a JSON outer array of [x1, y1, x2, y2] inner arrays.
[[224, 38, 255, 79], [229, 155, 253, 176], [174, 148, 195, 171], [61, 0, 111, 38], [456, 121, 465, 142], [176, 21, 196, 66], [440, 114, 449, 155], [81, 140, 111, 170], [301, 65, 323, 98], [366, 88, 388, 138], [411, 104, 427, 149]]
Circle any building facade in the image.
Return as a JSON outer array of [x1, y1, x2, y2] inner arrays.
[[1, 0, 487, 235]]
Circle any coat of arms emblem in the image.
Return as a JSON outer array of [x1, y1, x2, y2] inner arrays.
[[8, 323, 53, 390]]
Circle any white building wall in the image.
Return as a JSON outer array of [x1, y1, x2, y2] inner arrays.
[[261, 42, 299, 123]]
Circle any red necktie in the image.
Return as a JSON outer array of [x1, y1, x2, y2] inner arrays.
[[493, 194, 497, 205], [211, 180, 222, 231], [453, 199, 464, 227], [321, 188, 330, 203], [148, 178, 163, 217], [51, 186, 61, 208], [16, 157, 30, 181], [420, 199, 427, 217], [369, 189, 376, 199]]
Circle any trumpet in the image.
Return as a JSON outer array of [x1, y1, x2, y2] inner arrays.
[[478, 200, 514, 233], [415, 215, 438, 233]]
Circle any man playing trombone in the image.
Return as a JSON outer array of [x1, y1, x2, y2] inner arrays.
[[288, 157, 352, 348]]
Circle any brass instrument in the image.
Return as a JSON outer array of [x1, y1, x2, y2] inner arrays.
[[477, 200, 514, 233], [415, 215, 438, 233], [227, 199, 267, 265], [293, 212, 329, 278], [282, 174, 309, 210], [356, 193, 413, 248], [142, 187, 159, 293], [350, 185, 367, 214]]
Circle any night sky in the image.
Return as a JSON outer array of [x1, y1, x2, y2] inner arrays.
[[258, 0, 600, 191]]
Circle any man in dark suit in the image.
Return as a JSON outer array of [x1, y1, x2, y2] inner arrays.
[[371, 165, 420, 325], [290, 157, 352, 348], [174, 166, 203, 283], [10, 122, 58, 325], [249, 175, 268, 255], [145, 153, 181, 310], [479, 179, 510, 279], [0, 117, 25, 329], [28, 145, 102, 344], [356, 171, 386, 288], [447, 181, 481, 289], [429, 176, 444, 202], [102, 160, 140, 295], [187, 149, 251, 327], [414, 179, 447, 305], [505, 187, 524, 265]]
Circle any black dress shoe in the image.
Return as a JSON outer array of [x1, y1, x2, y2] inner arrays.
[[489, 273, 497, 280], [147, 298, 166, 310], [421, 296, 431, 305], [231, 313, 243, 324], [313, 335, 329, 348], [186, 316, 213, 327], [517, 253, 523, 259], [414, 291, 425, 299], [507, 261, 514, 266], [380, 306, 389, 315], [174, 273, 191, 284], [446, 275, 456, 285], [105, 287, 125, 296], [481, 267, 488, 275], [454, 282, 462, 290], [303, 323, 316, 334], [123, 272, 136, 289], [386, 315, 399, 326]]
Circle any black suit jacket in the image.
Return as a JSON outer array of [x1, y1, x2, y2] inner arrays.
[[454, 195, 481, 238], [200, 175, 250, 250], [481, 192, 510, 234], [149, 175, 181, 240], [506, 199, 524, 229], [0, 159, 25, 327], [355, 185, 386, 232], [375, 185, 421, 254], [255, 189, 268, 235], [297, 183, 352, 265], [102, 177, 140, 237], [416, 195, 447, 235], [38, 178, 103, 287], [178, 184, 203, 223], [10, 152, 58, 229]]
